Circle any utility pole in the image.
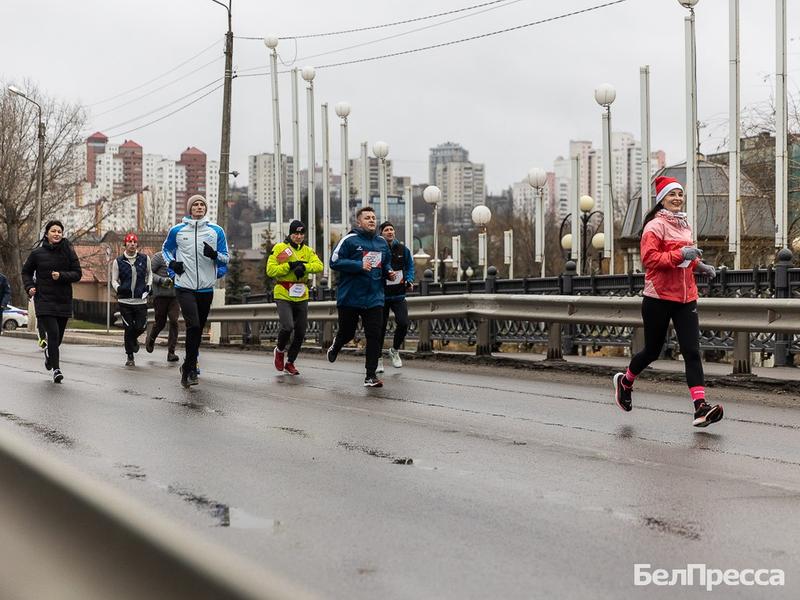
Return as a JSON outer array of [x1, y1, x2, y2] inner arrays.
[[214, 0, 233, 230]]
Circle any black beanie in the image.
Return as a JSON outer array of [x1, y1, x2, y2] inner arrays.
[[379, 221, 394, 233], [289, 220, 306, 235]]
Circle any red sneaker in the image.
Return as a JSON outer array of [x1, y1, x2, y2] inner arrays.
[[273, 347, 285, 372], [284, 362, 299, 376]]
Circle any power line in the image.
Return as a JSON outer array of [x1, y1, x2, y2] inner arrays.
[[103, 83, 224, 138], [96, 78, 224, 132], [237, 0, 526, 74], [92, 56, 223, 118], [236, 0, 514, 40], [87, 38, 222, 106]]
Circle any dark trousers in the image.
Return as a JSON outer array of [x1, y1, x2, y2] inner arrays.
[[119, 303, 148, 355], [39, 316, 68, 370], [176, 289, 213, 371], [629, 296, 704, 388], [381, 297, 409, 350], [148, 296, 180, 352], [333, 306, 384, 377], [276, 299, 309, 363]]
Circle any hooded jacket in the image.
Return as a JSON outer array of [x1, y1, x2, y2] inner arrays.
[[330, 227, 391, 309], [267, 239, 324, 302], [383, 239, 414, 299], [21, 240, 82, 318], [162, 217, 229, 292], [641, 209, 699, 303]]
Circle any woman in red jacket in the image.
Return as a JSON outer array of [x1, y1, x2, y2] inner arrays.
[[612, 176, 723, 427]]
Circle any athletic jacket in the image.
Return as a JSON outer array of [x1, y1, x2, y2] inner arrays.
[[384, 240, 414, 299], [330, 227, 392, 309], [266, 239, 324, 302], [641, 209, 699, 303], [162, 217, 229, 292], [21, 240, 82, 318], [150, 251, 176, 298], [112, 252, 152, 305]]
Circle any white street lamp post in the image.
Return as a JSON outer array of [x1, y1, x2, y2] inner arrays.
[[452, 235, 462, 282], [360, 141, 369, 204], [728, 1, 741, 267], [335, 102, 350, 227], [301, 66, 316, 252], [423, 185, 442, 283], [594, 83, 616, 274], [8, 85, 44, 236], [527, 167, 547, 277], [503, 229, 514, 279], [373, 141, 389, 222], [264, 35, 283, 237], [404, 184, 413, 248], [640, 66, 652, 223], [472, 204, 492, 280], [678, 0, 700, 234], [291, 68, 300, 221], [321, 103, 331, 277], [775, 0, 788, 249]]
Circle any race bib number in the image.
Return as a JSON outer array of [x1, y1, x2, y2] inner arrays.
[[388, 269, 403, 284], [363, 251, 382, 268], [289, 283, 307, 298]]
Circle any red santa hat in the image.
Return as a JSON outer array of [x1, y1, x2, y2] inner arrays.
[[654, 176, 683, 204], [123, 232, 138, 244]]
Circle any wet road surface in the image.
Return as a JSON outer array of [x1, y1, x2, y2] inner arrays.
[[1, 337, 798, 599]]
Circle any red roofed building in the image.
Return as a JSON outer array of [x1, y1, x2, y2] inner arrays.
[[86, 132, 108, 185], [177, 147, 207, 217]]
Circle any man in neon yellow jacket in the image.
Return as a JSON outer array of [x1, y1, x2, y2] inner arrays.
[[266, 220, 324, 375]]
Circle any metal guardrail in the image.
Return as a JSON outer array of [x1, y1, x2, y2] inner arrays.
[[0, 427, 315, 600]]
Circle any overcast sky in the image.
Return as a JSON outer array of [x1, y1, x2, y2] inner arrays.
[[1, 0, 798, 194]]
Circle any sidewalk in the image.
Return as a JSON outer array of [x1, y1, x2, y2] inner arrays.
[[6, 329, 800, 391]]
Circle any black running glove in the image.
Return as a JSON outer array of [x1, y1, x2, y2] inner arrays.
[[293, 263, 306, 278], [203, 242, 218, 260], [169, 260, 185, 275]]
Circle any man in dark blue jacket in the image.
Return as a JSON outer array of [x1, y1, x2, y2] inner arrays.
[[377, 221, 414, 372], [328, 206, 392, 387]]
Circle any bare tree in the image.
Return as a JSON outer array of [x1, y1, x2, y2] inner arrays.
[[0, 80, 86, 305]]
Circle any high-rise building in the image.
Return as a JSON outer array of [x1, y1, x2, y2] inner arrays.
[[434, 160, 486, 221], [349, 156, 393, 202], [511, 173, 555, 220], [429, 142, 469, 185], [248, 153, 294, 216]]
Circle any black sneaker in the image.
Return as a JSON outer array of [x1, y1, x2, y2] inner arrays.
[[53, 369, 64, 384], [44, 349, 52, 371], [145, 336, 155, 353], [188, 369, 199, 386], [180, 365, 191, 389], [612, 373, 632, 412], [364, 376, 383, 388], [327, 344, 339, 363], [693, 402, 723, 427], [125, 354, 135, 367], [167, 352, 180, 362]]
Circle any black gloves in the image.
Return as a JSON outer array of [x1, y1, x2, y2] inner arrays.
[[293, 263, 306, 278], [203, 242, 218, 260], [169, 261, 185, 275], [117, 288, 133, 299], [287, 260, 300, 269]]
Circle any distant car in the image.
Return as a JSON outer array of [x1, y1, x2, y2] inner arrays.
[[2, 305, 28, 330]]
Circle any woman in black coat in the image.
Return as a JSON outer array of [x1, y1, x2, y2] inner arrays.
[[21, 220, 82, 383]]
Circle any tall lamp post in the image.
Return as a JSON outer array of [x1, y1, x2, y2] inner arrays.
[[594, 83, 616, 274], [373, 141, 390, 221], [472, 204, 492, 279], [423, 185, 442, 282], [678, 0, 700, 234], [209, 0, 233, 232], [8, 85, 44, 236], [301, 67, 316, 249], [335, 102, 350, 226], [264, 35, 283, 236], [527, 167, 547, 277]]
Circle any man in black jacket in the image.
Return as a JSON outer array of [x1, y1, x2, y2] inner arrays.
[[145, 250, 180, 362], [0, 272, 11, 336]]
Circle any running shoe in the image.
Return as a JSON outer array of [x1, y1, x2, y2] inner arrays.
[[125, 354, 135, 367], [180, 365, 198, 389], [284, 362, 299, 376], [145, 335, 155, 353], [612, 373, 632, 412], [52, 369, 63, 384], [167, 352, 180, 362], [388, 347, 403, 368], [693, 402, 723, 427], [376, 358, 384, 373], [274, 346, 286, 371], [364, 376, 383, 388], [327, 344, 339, 363]]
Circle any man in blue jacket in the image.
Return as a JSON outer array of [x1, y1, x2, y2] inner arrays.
[[163, 194, 229, 388], [328, 206, 392, 387], [377, 221, 414, 372]]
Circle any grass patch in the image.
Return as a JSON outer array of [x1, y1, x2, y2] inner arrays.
[[69, 319, 107, 330]]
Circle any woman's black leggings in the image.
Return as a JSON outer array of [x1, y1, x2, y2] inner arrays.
[[39, 316, 68, 370], [629, 296, 704, 388]]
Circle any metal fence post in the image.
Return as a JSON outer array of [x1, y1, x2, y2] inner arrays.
[[560, 260, 577, 355], [416, 269, 433, 353], [773, 249, 793, 366], [318, 278, 333, 349], [732, 331, 752, 375], [476, 266, 498, 356]]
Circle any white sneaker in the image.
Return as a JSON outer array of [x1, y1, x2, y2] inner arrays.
[[388, 347, 403, 368], [376, 358, 384, 373]]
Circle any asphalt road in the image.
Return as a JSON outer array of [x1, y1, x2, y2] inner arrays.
[[0, 336, 798, 599]]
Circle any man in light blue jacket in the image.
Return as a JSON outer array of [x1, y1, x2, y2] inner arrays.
[[162, 194, 228, 388]]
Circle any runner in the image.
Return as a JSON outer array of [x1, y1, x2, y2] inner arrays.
[[328, 206, 393, 387], [162, 195, 229, 388], [0, 271, 10, 337], [377, 221, 414, 372], [112, 233, 152, 367], [612, 176, 722, 427], [266, 220, 323, 376], [21, 220, 82, 383], [145, 249, 180, 362]]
